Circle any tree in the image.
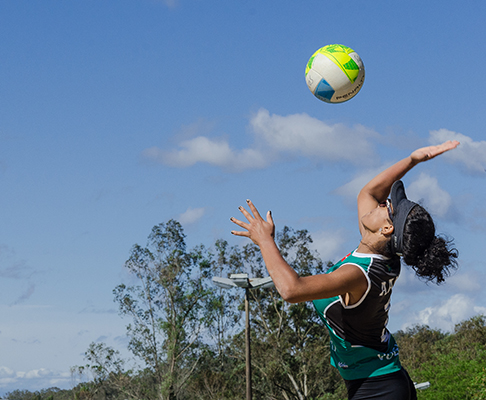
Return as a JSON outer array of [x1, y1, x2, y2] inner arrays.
[[73, 342, 144, 400], [4, 388, 69, 400], [394, 324, 447, 373], [205, 239, 245, 363], [113, 220, 212, 400], [185, 239, 248, 399], [470, 368, 486, 400], [396, 315, 486, 400], [184, 227, 346, 400], [238, 226, 345, 399]]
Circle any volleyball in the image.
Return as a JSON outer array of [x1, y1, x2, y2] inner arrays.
[[305, 44, 365, 104]]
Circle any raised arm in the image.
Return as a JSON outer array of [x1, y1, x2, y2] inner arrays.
[[357, 140, 459, 236], [230, 200, 367, 303]]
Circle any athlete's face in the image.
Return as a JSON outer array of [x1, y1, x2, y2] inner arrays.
[[362, 200, 394, 234]]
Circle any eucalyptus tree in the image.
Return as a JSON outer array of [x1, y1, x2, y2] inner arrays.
[[113, 220, 212, 400], [236, 226, 344, 400]]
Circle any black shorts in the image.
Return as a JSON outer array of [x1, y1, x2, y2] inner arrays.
[[344, 368, 418, 400]]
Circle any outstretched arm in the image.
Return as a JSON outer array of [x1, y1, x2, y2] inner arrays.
[[230, 200, 367, 303], [357, 140, 459, 235]]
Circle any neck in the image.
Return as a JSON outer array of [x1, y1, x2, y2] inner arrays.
[[358, 238, 386, 255]]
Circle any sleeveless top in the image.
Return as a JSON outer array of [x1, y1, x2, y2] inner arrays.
[[312, 250, 402, 380]]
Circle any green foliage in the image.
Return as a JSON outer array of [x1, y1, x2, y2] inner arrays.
[[111, 219, 214, 399], [394, 324, 447, 372], [4, 388, 69, 400], [470, 368, 486, 400], [243, 227, 344, 399], [396, 315, 486, 400], [7, 221, 486, 400]]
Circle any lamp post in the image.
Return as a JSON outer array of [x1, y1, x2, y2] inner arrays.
[[212, 273, 274, 400]]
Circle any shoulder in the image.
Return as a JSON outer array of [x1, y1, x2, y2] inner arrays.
[[342, 251, 385, 271]]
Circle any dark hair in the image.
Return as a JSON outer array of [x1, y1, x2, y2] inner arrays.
[[400, 205, 458, 284]]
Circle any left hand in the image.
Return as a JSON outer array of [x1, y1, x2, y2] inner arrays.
[[410, 140, 460, 164], [230, 200, 275, 247]]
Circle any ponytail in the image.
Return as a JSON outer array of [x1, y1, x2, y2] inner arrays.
[[401, 206, 458, 284]]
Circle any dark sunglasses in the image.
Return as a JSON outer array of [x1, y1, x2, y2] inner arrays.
[[386, 199, 393, 221]]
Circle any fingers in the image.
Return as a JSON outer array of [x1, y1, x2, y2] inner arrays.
[[246, 199, 263, 221], [266, 210, 275, 238], [230, 215, 250, 237], [231, 229, 249, 237], [233, 199, 263, 223], [230, 200, 273, 239], [266, 210, 273, 224], [442, 140, 460, 152], [430, 140, 460, 158], [237, 203, 254, 222], [229, 201, 258, 236], [413, 140, 460, 163], [437, 140, 460, 151], [230, 215, 248, 230]]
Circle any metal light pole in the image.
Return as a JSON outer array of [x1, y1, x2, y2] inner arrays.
[[212, 273, 274, 400]]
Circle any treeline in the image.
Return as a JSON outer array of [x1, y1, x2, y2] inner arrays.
[[5, 221, 486, 400]]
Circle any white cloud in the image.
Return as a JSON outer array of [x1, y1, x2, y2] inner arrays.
[[143, 109, 380, 172], [23, 369, 52, 379], [403, 294, 486, 332], [407, 173, 452, 218], [0, 367, 72, 392], [250, 109, 379, 164], [429, 129, 486, 173], [334, 163, 393, 201], [178, 207, 206, 226], [143, 137, 269, 172], [0, 366, 15, 379]]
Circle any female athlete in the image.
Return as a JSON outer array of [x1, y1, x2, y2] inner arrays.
[[230, 140, 459, 400]]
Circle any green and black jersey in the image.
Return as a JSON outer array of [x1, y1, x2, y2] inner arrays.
[[313, 250, 402, 380]]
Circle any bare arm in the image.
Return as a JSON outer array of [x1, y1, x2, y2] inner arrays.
[[230, 200, 367, 303], [357, 140, 459, 236], [229, 141, 459, 302]]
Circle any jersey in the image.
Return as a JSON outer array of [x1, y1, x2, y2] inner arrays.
[[313, 250, 402, 381]]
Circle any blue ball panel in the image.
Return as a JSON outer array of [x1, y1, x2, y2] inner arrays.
[[315, 79, 335, 102]]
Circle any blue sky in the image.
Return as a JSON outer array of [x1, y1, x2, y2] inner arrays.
[[1, 0, 486, 394]]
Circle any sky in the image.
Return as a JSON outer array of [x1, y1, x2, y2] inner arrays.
[[1, 0, 486, 394]]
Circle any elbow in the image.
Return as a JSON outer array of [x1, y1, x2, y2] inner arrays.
[[277, 286, 303, 304]]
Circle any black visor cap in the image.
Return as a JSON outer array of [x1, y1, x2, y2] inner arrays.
[[390, 180, 417, 256]]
